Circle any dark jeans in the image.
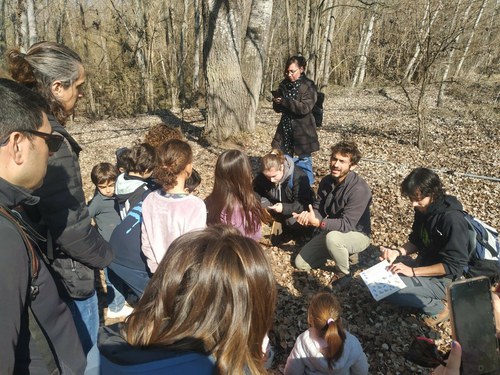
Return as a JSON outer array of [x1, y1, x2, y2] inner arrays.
[[108, 262, 150, 299]]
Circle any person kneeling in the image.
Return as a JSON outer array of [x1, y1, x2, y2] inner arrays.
[[380, 168, 469, 326], [292, 141, 372, 288]]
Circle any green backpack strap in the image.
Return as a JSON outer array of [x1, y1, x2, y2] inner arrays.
[[0, 205, 61, 375]]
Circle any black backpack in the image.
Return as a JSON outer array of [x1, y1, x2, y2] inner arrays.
[[312, 92, 325, 127]]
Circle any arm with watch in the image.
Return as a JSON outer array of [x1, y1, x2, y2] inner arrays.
[[380, 243, 447, 278]]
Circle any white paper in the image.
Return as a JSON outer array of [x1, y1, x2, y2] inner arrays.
[[360, 260, 407, 301]]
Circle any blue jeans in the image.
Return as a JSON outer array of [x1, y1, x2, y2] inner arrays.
[[293, 155, 314, 185], [67, 291, 99, 354], [104, 267, 126, 312], [67, 292, 100, 373], [108, 262, 150, 299], [383, 275, 451, 315]]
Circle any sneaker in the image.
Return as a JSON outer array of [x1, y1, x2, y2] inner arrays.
[[423, 302, 449, 327], [327, 271, 352, 290], [107, 304, 134, 319]]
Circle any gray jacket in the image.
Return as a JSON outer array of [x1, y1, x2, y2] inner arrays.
[[314, 172, 371, 236]]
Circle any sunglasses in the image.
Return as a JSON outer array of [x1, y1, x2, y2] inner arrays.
[[0, 129, 64, 153]]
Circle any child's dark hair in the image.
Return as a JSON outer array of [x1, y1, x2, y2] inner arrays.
[[115, 147, 130, 173], [401, 167, 445, 202], [143, 123, 183, 149], [120, 143, 156, 175], [308, 292, 346, 368], [185, 168, 201, 193], [91, 162, 119, 186], [206, 150, 264, 235], [154, 139, 193, 191]]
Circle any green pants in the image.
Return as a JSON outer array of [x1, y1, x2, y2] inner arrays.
[[295, 231, 370, 274]]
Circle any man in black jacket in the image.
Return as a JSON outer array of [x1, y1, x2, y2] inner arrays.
[[380, 168, 469, 326], [0, 79, 86, 374]]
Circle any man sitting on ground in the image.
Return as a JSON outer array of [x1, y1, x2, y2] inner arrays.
[[380, 167, 469, 326], [293, 141, 372, 288]]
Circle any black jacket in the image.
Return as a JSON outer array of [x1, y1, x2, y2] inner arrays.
[[0, 177, 86, 374], [410, 195, 469, 278], [271, 75, 320, 156], [25, 116, 113, 299]]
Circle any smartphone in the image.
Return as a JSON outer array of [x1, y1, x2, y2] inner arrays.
[[447, 276, 500, 374], [271, 90, 280, 98]]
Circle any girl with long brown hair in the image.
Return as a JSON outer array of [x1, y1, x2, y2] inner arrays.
[[284, 292, 368, 375], [205, 149, 265, 240], [141, 139, 206, 273], [99, 225, 277, 375]]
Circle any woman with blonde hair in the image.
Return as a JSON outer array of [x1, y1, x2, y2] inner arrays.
[[99, 225, 277, 375], [141, 139, 206, 273], [285, 292, 368, 375], [254, 149, 314, 244]]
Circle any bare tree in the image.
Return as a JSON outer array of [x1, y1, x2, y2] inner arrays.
[[454, 0, 489, 79], [352, 3, 377, 87]]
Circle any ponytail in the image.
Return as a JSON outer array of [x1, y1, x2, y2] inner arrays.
[[323, 317, 346, 368], [308, 292, 346, 368]]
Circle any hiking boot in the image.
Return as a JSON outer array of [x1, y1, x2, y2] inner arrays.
[[327, 271, 352, 290], [423, 302, 449, 327]]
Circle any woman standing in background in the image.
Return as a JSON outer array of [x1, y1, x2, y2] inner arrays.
[[271, 55, 319, 185]]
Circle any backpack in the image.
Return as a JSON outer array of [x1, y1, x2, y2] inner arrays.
[[462, 211, 500, 281], [0, 205, 61, 375], [312, 91, 325, 127]]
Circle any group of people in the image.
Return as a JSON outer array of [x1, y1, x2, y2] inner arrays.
[[0, 40, 489, 375]]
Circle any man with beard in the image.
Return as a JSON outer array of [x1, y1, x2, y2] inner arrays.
[[293, 141, 372, 288]]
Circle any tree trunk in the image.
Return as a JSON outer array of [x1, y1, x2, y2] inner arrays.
[[0, 0, 6, 64], [285, 0, 292, 56], [17, 0, 29, 51], [319, 0, 335, 90], [403, 0, 441, 82], [352, 7, 376, 87], [203, 0, 273, 144], [454, 0, 488, 79], [192, 0, 201, 92], [26, 0, 36, 45], [437, 0, 468, 107], [165, 4, 179, 110]]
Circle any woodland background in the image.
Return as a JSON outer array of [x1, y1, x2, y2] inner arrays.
[[1, 0, 499, 374], [0, 0, 499, 148]]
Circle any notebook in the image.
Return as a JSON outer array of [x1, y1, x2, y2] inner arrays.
[[360, 260, 407, 301]]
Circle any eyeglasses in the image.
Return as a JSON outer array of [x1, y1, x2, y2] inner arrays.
[[285, 68, 299, 75], [0, 129, 64, 153]]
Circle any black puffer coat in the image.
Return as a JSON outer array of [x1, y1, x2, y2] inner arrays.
[[26, 116, 113, 299]]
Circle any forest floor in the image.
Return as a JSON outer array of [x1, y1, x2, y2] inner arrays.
[[71, 81, 499, 374]]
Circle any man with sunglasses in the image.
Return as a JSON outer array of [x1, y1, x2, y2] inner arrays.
[[0, 79, 86, 374]]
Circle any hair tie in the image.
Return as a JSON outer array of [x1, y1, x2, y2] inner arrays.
[[327, 318, 335, 325]]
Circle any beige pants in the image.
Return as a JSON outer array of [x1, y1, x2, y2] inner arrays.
[[295, 231, 370, 274]]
